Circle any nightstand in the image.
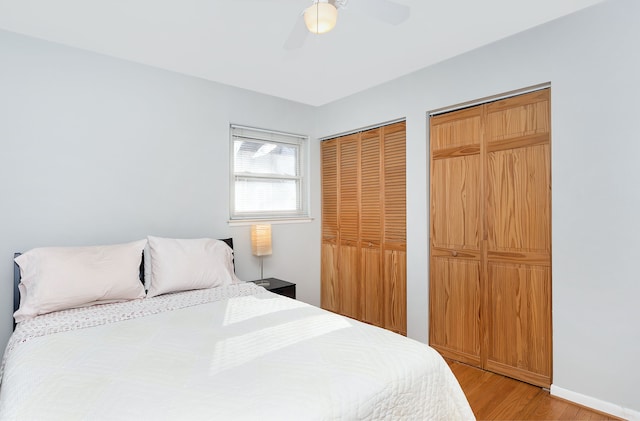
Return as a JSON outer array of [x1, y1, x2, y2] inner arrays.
[[249, 278, 296, 299]]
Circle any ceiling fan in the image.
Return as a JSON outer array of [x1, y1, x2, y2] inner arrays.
[[284, 0, 411, 50]]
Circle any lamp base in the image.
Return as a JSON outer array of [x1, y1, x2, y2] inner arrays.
[[254, 279, 271, 287]]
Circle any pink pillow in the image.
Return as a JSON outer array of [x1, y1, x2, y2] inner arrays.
[[14, 240, 146, 322]]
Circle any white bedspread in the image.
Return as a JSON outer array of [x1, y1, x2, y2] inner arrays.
[[0, 283, 474, 420]]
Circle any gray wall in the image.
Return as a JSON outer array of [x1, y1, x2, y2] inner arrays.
[[0, 29, 321, 349], [315, 0, 639, 415]]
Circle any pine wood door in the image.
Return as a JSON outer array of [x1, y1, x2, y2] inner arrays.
[[321, 122, 406, 335], [337, 134, 361, 320], [429, 106, 483, 366], [483, 90, 552, 387], [320, 133, 364, 320], [382, 123, 407, 335], [320, 138, 339, 313], [360, 128, 383, 327], [429, 89, 552, 387]]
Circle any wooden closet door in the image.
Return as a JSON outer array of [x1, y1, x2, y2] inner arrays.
[[321, 139, 339, 313], [338, 134, 361, 320], [382, 122, 407, 335], [320, 122, 406, 334], [429, 107, 482, 366], [429, 89, 552, 387], [484, 90, 552, 387], [360, 128, 384, 327]]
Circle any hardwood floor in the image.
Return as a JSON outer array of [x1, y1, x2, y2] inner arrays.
[[447, 360, 623, 420]]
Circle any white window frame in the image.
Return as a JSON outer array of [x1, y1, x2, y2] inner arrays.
[[229, 124, 310, 223]]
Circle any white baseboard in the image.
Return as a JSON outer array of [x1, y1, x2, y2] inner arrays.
[[550, 385, 640, 421]]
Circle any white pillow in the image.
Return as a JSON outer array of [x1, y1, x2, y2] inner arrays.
[[14, 240, 147, 322], [146, 236, 239, 298]]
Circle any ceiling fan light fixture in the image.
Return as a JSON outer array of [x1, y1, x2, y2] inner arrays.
[[304, 1, 338, 34]]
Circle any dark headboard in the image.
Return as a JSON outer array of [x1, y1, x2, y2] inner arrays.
[[13, 252, 20, 320], [221, 238, 234, 258], [13, 238, 234, 321]]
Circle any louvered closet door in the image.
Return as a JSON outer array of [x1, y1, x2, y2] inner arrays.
[[321, 121, 406, 334], [360, 128, 383, 327], [321, 139, 339, 313], [338, 134, 361, 320], [484, 90, 552, 387], [382, 122, 407, 335], [429, 107, 482, 366]]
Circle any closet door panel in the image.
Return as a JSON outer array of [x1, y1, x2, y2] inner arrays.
[[339, 135, 360, 244], [360, 129, 382, 243], [429, 256, 481, 365], [431, 107, 482, 154], [338, 135, 360, 319], [485, 263, 551, 387], [431, 155, 480, 251], [383, 122, 406, 244], [430, 108, 482, 366], [484, 89, 551, 387], [486, 90, 550, 144], [362, 247, 383, 326], [360, 129, 383, 327], [321, 243, 338, 313], [321, 140, 339, 312], [321, 139, 338, 243], [486, 144, 551, 255], [384, 248, 406, 335], [339, 245, 361, 319], [383, 123, 407, 333]]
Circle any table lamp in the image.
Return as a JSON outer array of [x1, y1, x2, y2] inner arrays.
[[251, 224, 272, 286]]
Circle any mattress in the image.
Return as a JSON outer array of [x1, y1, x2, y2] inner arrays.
[[0, 283, 474, 420]]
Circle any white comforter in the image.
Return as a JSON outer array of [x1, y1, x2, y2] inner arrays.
[[0, 283, 474, 420]]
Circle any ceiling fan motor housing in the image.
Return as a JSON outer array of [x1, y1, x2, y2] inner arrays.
[[304, 1, 339, 34]]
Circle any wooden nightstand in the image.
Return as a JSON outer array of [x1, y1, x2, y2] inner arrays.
[[249, 278, 296, 299]]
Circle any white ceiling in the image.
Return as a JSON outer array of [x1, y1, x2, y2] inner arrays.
[[0, 0, 606, 106]]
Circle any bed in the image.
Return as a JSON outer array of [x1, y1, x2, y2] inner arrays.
[[0, 237, 474, 420]]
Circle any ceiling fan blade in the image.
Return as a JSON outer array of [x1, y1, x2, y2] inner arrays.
[[284, 13, 309, 50], [348, 0, 410, 25]]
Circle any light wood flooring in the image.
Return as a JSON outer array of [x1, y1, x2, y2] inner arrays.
[[447, 360, 623, 420]]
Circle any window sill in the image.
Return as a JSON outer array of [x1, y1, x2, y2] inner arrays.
[[227, 217, 314, 227]]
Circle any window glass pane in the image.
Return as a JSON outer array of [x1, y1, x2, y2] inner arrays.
[[234, 140, 298, 177], [230, 124, 308, 220], [235, 178, 300, 213]]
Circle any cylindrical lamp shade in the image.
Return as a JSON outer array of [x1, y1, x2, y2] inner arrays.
[[304, 2, 338, 34], [251, 224, 272, 256]]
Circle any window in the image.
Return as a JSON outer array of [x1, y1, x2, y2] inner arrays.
[[230, 124, 309, 221]]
